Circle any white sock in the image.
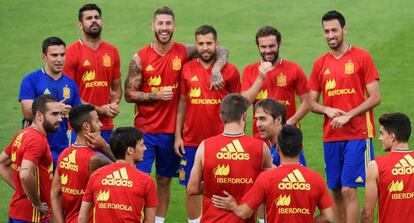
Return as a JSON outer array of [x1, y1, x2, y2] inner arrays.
[[188, 216, 201, 223], [155, 216, 165, 223], [258, 219, 265, 223]]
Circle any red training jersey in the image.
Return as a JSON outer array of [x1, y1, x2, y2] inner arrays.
[[202, 134, 265, 223], [134, 42, 187, 133], [242, 59, 309, 137], [56, 145, 95, 223], [375, 151, 414, 223], [308, 46, 379, 142], [83, 162, 158, 222], [4, 127, 53, 222], [243, 164, 332, 223], [180, 59, 241, 147], [64, 40, 121, 130]]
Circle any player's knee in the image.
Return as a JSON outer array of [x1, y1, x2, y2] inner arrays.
[[341, 187, 357, 200], [156, 175, 172, 188]]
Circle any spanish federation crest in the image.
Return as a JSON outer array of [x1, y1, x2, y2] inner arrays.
[[277, 73, 287, 87], [344, 61, 354, 75], [172, 57, 182, 71], [103, 53, 111, 67], [63, 85, 70, 99]]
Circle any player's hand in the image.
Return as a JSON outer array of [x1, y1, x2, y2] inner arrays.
[[108, 100, 120, 117], [258, 61, 273, 79], [174, 136, 185, 157], [210, 69, 225, 90], [36, 202, 49, 216], [59, 98, 71, 118], [157, 86, 174, 101], [330, 114, 351, 129], [323, 107, 347, 119], [85, 132, 108, 150], [212, 190, 237, 211]]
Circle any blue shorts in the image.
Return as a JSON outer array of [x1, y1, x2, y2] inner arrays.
[[136, 133, 180, 177], [100, 130, 112, 143], [270, 145, 307, 166], [178, 146, 198, 186], [324, 139, 374, 190], [9, 217, 49, 223]]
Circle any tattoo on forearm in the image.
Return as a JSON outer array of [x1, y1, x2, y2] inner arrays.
[[148, 92, 157, 100]]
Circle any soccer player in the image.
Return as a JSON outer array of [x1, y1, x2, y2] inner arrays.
[[187, 94, 273, 223], [19, 36, 82, 167], [78, 127, 158, 223], [124, 7, 228, 222], [255, 99, 306, 166], [212, 125, 334, 223], [0, 95, 62, 222], [64, 3, 122, 143], [308, 10, 381, 223], [361, 113, 413, 223], [50, 104, 114, 223], [241, 26, 310, 137], [174, 25, 241, 222]]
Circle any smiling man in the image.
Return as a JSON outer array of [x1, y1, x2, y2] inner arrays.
[[124, 7, 229, 222], [308, 10, 381, 223], [241, 26, 310, 138], [174, 25, 241, 223], [19, 37, 82, 168]]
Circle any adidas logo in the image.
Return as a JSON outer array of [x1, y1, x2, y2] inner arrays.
[[213, 164, 230, 176], [145, 65, 154, 71], [60, 150, 78, 172], [256, 89, 268, 100], [388, 180, 404, 192], [355, 176, 364, 183], [278, 169, 311, 191], [392, 154, 414, 175], [148, 75, 161, 86], [43, 88, 51, 95], [216, 139, 250, 160], [190, 75, 199, 82], [189, 87, 201, 98], [83, 60, 91, 66], [324, 68, 330, 75], [97, 190, 110, 201], [101, 167, 133, 187], [61, 174, 68, 185], [275, 194, 291, 206]]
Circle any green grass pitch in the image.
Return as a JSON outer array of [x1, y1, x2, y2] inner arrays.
[[0, 0, 413, 222]]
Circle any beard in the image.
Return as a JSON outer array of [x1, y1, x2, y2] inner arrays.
[[84, 24, 102, 39], [154, 31, 173, 45], [198, 51, 216, 64], [44, 119, 60, 133], [260, 51, 279, 64], [328, 36, 344, 50]]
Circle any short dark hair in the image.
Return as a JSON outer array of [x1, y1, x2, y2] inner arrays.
[[322, 10, 346, 28], [69, 104, 96, 133], [379, 113, 411, 143], [255, 99, 286, 124], [42, 37, 65, 54], [195, 25, 217, 40], [32, 95, 57, 117], [153, 6, 175, 21], [278, 125, 303, 158], [109, 127, 144, 160], [78, 3, 102, 21], [255, 26, 282, 46], [221, 94, 248, 124]]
